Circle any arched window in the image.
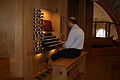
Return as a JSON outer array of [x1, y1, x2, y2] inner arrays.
[[96, 29, 106, 37]]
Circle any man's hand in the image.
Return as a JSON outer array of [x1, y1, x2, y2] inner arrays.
[[59, 41, 64, 44]]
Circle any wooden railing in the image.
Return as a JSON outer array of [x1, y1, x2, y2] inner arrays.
[[93, 21, 120, 40]]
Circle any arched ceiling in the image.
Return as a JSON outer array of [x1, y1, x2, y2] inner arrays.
[[95, 0, 120, 24], [108, 0, 120, 15]]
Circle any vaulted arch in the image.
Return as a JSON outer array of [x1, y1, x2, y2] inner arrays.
[[95, 0, 120, 40]]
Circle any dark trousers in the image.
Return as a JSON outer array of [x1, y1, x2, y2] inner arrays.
[[51, 48, 82, 61]]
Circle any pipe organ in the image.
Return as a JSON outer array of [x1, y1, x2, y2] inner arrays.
[[33, 8, 62, 54], [33, 8, 63, 80]]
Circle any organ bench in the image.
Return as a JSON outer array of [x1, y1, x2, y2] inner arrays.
[[52, 51, 87, 80]]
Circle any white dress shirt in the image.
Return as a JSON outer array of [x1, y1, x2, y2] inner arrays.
[[63, 24, 84, 50]]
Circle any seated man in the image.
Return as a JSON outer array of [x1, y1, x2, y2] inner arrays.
[[50, 17, 85, 61]]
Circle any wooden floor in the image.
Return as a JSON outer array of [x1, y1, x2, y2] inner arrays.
[[79, 57, 112, 80], [73, 56, 120, 80]]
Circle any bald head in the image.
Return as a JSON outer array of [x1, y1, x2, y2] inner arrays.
[[67, 17, 78, 28], [68, 17, 77, 24], [69, 17, 76, 20]]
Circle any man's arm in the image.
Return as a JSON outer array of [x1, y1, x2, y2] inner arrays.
[[63, 29, 76, 48]]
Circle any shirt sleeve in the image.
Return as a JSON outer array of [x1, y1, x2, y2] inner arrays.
[[63, 29, 76, 48]]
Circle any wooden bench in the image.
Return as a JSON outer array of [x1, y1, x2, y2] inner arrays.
[[52, 51, 87, 80]]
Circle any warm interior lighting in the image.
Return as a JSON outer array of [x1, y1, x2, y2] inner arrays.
[[47, 49, 57, 58], [35, 53, 42, 57], [42, 9, 52, 20], [34, 53, 43, 60], [42, 31, 46, 34], [49, 49, 56, 53]]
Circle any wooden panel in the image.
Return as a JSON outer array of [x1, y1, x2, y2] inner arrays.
[[84, 39, 114, 50], [92, 47, 120, 56], [112, 70, 120, 80], [52, 13, 60, 38], [33, 0, 42, 8], [0, 0, 68, 79], [41, 0, 52, 10], [112, 61, 120, 69], [22, 0, 33, 79], [0, 0, 15, 57], [85, 0, 93, 39], [0, 58, 9, 80], [68, 0, 80, 18], [11, 0, 23, 78], [0, 0, 23, 78], [7, 78, 24, 80]]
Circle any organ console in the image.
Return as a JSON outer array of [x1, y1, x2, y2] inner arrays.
[[33, 8, 63, 80], [33, 8, 62, 54]]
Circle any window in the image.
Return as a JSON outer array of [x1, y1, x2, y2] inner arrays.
[[96, 29, 106, 37]]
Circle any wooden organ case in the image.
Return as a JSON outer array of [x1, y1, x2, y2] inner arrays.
[[33, 8, 62, 80], [33, 8, 62, 54]]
